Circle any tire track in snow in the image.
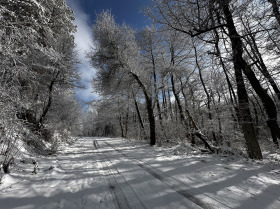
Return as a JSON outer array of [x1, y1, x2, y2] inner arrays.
[[94, 140, 147, 209], [104, 140, 233, 209], [95, 157, 131, 209]]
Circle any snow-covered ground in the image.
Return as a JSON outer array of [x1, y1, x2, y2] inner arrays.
[[1, 137, 280, 209]]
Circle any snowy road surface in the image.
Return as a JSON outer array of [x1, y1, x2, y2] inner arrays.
[[1, 137, 280, 209]]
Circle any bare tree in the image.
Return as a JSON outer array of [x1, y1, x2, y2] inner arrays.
[[147, 0, 264, 158]]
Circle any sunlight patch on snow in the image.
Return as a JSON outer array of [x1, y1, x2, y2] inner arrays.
[[1, 137, 280, 209]]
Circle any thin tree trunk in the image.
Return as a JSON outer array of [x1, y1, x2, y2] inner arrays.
[[213, 28, 239, 132], [132, 92, 145, 131], [167, 83, 174, 122], [132, 90, 146, 139], [193, 43, 217, 142], [161, 85, 168, 119], [213, 29, 237, 106], [152, 54, 162, 121], [117, 99, 124, 138], [180, 78, 195, 144], [171, 74, 215, 152], [185, 108, 216, 153], [211, 89, 223, 144], [124, 101, 129, 138], [119, 115, 124, 138], [170, 74, 185, 123], [151, 55, 168, 140]]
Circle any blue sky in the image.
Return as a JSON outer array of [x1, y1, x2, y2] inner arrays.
[[66, 0, 152, 104], [69, 0, 152, 28]]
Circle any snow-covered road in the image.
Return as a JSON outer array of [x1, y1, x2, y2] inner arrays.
[[1, 137, 280, 209]]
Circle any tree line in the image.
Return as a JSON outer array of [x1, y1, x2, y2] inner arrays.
[[85, 0, 280, 160]]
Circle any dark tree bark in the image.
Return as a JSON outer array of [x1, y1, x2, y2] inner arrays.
[[167, 82, 174, 122], [38, 71, 59, 127], [221, 1, 263, 159], [240, 18, 280, 102], [268, 0, 280, 26], [131, 72, 156, 145], [132, 90, 147, 140], [170, 74, 185, 123], [152, 54, 163, 121], [119, 115, 124, 138], [161, 85, 168, 120], [132, 92, 145, 131], [224, 2, 280, 148]]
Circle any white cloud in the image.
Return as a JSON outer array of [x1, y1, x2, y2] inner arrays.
[[75, 85, 99, 102], [67, 0, 98, 103]]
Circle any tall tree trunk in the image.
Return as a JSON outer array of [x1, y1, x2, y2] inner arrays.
[[119, 115, 124, 138], [131, 72, 156, 145], [193, 43, 217, 142], [213, 29, 237, 106], [180, 78, 195, 144], [132, 90, 146, 139], [38, 71, 59, 127], [224, 3, 280, 148], [124, 100, 129, 138], [170, 74, 185, 123], [132, 92, 145, 130], [161, 84, 168, 119], [167, 82, 174, 122], [213, 28, 239, 133], [117, 99, 125, 138], [151, 54, 167, 140], [152, 54, 162, 121], [221, 1, 263, 159]]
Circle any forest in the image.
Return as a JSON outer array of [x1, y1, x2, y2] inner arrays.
[[85, 0, 280, 161], [1, 0, 280, 175]]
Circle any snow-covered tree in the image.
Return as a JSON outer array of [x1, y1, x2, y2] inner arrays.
[[0, 0, 81, 172], [90, 11, 157, 145]]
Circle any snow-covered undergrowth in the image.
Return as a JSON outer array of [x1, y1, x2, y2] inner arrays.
[[0, 121, 77, 186]]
